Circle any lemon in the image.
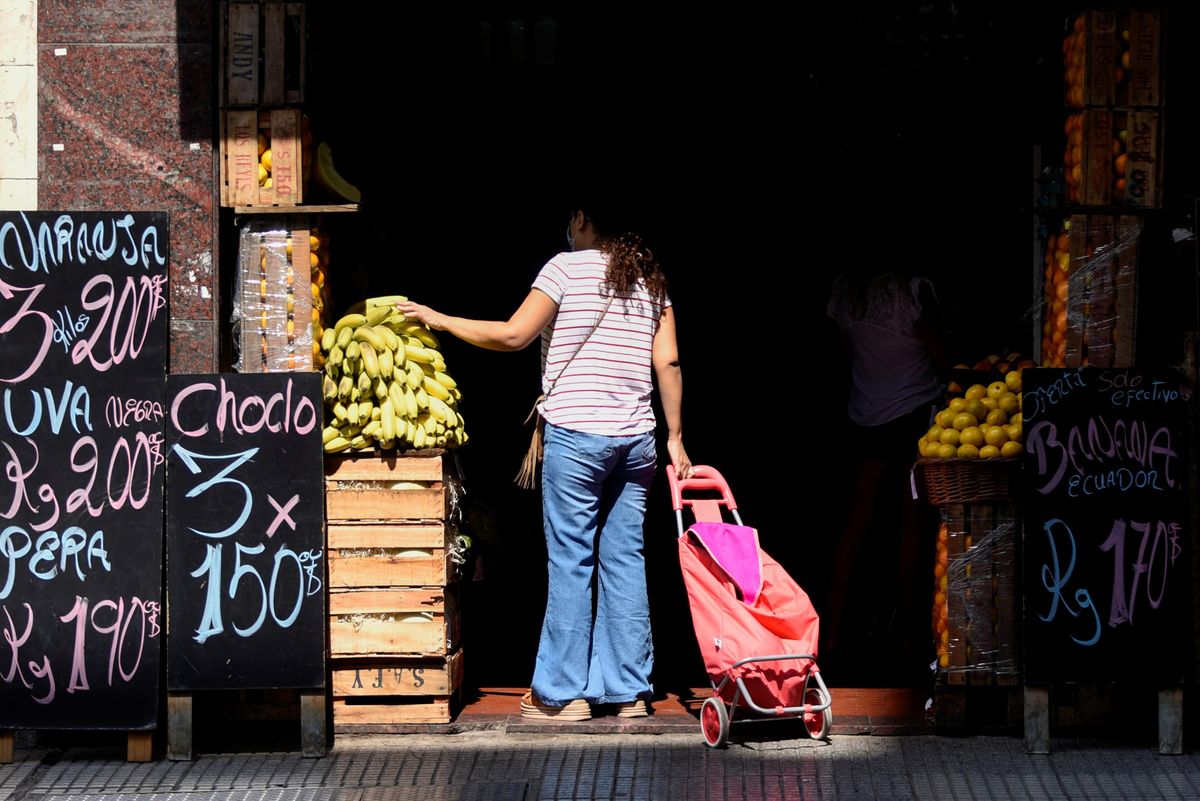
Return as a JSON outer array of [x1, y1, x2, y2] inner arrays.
[[964, 384, 987, 401], [952, 412, 978, 431], [257, 163, 269, 185], [957, 443, 980, 459], [987, 381, 1008, 400], [1000, 441, 1023, 458], [257, 132, 268, 156], [936, 443, 957, 459], [985, 408, 1008, 426], [965, 399, 988, 421], [959, 426, 984, 447], [936, 410, 955, 429], [984, 426, 1009, 447], [1005, 423, 1022, 441], [261, 148, 273, 172], [1006, 370, 1022, 392], [981, 397, 999, 411], [949, 397, 968, 413], [939, 428, 961, 446], [979, 445, 1001, 459], [927, 424, 945, 442], [998, 392, 1020, 415]]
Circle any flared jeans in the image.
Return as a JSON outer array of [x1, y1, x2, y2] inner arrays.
[[531, 422, 657, 706]]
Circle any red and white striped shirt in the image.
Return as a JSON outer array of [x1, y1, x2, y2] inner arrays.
[[533, 249, 669, 436]]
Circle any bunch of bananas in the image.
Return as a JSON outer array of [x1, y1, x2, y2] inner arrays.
[[320, 296, 467, 453]]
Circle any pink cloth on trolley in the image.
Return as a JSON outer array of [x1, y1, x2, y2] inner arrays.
[[685, 522, 764, 606]]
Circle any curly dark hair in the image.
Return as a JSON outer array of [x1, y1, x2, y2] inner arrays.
[[595, 230, 668, 306]]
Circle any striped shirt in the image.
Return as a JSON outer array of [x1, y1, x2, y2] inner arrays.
[[532, 249, 670, 436]]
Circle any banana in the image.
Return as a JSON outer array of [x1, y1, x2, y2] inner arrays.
[[337, 376, 353, 400], [353, 325, 387, 352], [413, 426, 427, 449], [328, 344, 344, 365], [414, 386, 429, 410], [332, 402, 350, 423], [345, 401, 359, 426], [378, 345, 394, 378], [433, 371, 457, 390], [434, 421, 446, 436], [365, 306, 391, 327], [336, 324, 354, 350], [348, 435, 369, 450], [436, 436, 447, 448], [334, 312, 367, 331], [450, 388, 462, 401], [349, 386, 361, 403], [432, 354, 446, 372], [342, 424, 362, 439], [320, 327, 336, 351], [324, 436, 351, 453], [322, 426, 340, 444], [375, 325, 400, 352], [324, 359, 339, 379], [345, 340, 360, 361], [423, 375, 451, 401], [418, 362, 435, 377], [366, 294, 407, 310], [359, 341, 379, 379], [406, 363, 423, 390], [381, 398, 396, 441], [388, 381, 407, 416], [358, 400, 375, 420], [411, 328, 440, 349], [378, 438, 397, 450], [357, 371, 372, 393], [404, 343, 434, 364], [361, 420, 381, 438], [404, 386, 420, 419], [371, 405, 381, 421], [322, 375, 338, 401], [373, 376, 389, 400], [427, 395, 449, 422]]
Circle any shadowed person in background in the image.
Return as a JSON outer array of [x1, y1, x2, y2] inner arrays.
[[824, 253, 948, 684]]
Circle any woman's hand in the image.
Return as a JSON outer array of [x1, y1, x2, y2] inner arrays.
[[394, 300, 448, 331], [667, 434, 694, 480]]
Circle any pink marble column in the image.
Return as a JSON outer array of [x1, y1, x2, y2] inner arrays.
[[38, 1, 217, 374]]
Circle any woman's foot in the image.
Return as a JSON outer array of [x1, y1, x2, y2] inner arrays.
[[520, 690, 592, 721]]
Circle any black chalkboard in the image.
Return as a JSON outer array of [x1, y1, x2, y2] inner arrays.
[[0, 211, 169, 729], [165, 373, 325, 690], [1022, 367, 1189, 683]]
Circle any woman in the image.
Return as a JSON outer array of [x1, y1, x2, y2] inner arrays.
[[824, 265, 947, 682], [396, 202, 693, 720]]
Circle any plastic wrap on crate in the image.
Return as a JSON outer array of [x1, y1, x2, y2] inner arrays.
[[932, 510, 1019, 681], [1036, 215, 1139, 368], [232, 219, 316, 372]]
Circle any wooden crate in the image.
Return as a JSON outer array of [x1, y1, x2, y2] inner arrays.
[[327, 524, 453, 589], [331, 649, 464, 727], [1064, 108, 1163, 208], [221, 1, 306, 107], [940, 503, 1019, 687], [236, 220, 316, 371], [325, 452, 452, 522], [1064, 10, 1163, 110], [220, 109, 305, 207], [329, 587, 459, 657], [1063, 215, 1140, 369]]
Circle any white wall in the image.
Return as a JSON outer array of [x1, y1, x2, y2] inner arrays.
[[0, 0, 36, 209]]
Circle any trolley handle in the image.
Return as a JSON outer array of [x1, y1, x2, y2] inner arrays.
[[667, 465, 739, 512]]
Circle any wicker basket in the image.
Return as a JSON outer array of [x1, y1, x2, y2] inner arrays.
[[916, 457, 1021, 505]]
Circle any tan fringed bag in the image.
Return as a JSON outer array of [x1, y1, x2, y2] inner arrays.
[[515, 296, 613, 490]]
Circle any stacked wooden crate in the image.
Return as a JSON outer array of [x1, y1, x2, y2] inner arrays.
[[325, 452, 463, 729]]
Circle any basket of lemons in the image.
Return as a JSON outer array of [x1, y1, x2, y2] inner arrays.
[[915, 373, 1025, 505]]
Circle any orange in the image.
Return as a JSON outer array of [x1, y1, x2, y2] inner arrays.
[[936, 443, 957, 459], [939, 428, 961, 447], [998, 392, 1020, 415], [1115, 153, 1128, 176], [984, 426, 1008, 447], [979, 445, 1001, 459], [948, 397, 968, 413], [936, 409, 955, 429], [1000, 441, 1023, 458], [987, 381, 1007, 400], [965, 399, 988, 421], [964, 384, 987, 401], [957, 443, 980, 459], [1056, 281, 1069, 302], [1006, 370, 1022, 393], [927, 424, 945, 442], [1005, 423, 1022, 441], [985, 409, 1008, 427], [1056, 309, 1068, 330], [981, 397, 999, 412], [959, 427, 984, 448], [952, 413, 977, 432], [1116, 178, 1127, 193], [1121, 50, 1131, 70]]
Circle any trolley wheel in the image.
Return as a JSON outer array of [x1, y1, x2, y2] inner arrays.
[[700, 696, 729, 748], [803, 686, 832, 740]]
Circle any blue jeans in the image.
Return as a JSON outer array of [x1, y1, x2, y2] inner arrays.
[[532, 423, 657, 705]]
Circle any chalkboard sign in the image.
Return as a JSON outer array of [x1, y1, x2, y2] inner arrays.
[[165, 373, 325, 690], [0, 211, 169, 729], [1023, 367, 1189, 683]]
